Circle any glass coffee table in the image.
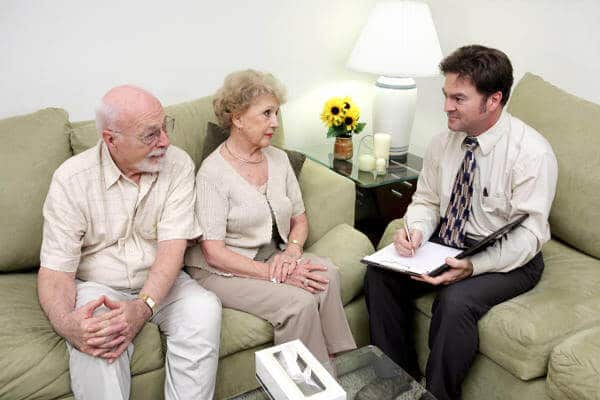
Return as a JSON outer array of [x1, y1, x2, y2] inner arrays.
[[232, 345, 435, 400]]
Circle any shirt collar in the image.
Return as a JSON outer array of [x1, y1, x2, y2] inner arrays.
[[100, 141, 124, 189], [473, 111, 509, 156]]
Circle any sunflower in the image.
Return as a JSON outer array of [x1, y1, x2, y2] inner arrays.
[[320, 97, 345, 127], [341, 96, 355, 112], [342, 107, 360, 132]]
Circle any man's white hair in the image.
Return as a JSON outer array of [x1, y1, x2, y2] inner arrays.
[[95, 98, 120, 137]]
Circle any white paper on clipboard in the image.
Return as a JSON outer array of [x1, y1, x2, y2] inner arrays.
[[362, 242, 461, 276]]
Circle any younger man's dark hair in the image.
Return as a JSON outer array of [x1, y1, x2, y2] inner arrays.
[[440, 45, 513, 106]]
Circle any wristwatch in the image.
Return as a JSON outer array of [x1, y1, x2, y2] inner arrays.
[[137, 293, 156, 316]]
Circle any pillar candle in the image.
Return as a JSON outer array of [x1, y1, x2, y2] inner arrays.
[[358, 154, 376, 172], [375, 157, 387, 174], [373, 133, 392, 160]]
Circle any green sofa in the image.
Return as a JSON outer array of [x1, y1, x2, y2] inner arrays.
[[0, 96, 374, 399], [379, 73, 600, 400]]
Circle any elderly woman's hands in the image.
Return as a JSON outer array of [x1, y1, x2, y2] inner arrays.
[[286, 259, 329, 293], [268, 252, 300, 283]]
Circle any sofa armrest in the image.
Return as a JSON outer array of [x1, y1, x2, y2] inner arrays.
[[378, 218, 405, 250], [299, 159, 355, 247]]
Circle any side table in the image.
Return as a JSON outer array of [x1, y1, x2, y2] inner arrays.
[[296, 143, 422, 245]]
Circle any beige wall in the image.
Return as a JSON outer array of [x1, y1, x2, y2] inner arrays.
[[2, 0, 599, 156]]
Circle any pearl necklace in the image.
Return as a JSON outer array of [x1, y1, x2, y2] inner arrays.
[[224, 141, 264, 164]]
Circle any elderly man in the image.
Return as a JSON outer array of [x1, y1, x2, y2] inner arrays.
[[37, 85, 221, 400], [365, 45, 558, 400]]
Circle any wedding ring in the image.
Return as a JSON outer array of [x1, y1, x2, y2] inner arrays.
[[270, 277, 277, 283], [303, 278, 309, 286]]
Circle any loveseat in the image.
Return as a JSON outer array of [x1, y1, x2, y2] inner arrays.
[[0, 95, 374, 399], [379, 73, 600, 400]]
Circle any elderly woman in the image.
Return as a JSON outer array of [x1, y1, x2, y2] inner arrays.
[[185, 70, 356, 367]]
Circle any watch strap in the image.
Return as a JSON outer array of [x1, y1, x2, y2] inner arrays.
[[137, 293, 156, 316]]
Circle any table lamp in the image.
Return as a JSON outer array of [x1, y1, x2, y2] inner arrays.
[[347, 0, 442, 159]]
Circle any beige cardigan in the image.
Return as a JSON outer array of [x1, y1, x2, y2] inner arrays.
[[184, 145, 305, 273]]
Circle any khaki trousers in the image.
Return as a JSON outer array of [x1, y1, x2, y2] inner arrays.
[[67, 272, 221, 400], [187, 252, 356, 363]]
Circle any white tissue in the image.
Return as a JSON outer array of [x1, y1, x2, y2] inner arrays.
[[278, 343, 322, 392]]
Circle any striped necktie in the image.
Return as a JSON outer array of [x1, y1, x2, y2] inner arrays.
[[439, 136, 479, 248]]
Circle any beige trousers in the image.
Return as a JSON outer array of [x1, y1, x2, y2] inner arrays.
[[187, 252, 356, 363]]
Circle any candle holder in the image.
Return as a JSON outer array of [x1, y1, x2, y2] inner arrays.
[[373, 133, 392, 167], [356, 133, 392, 175], [356, 135, 376, 173]]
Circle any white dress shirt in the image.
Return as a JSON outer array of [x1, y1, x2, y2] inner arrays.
[[406, 111, 558, 275]]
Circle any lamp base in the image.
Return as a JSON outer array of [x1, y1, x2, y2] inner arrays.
[[373, 76, 417, 157], [390, 153, 408, 163]]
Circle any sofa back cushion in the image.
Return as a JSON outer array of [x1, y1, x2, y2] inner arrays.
[[71, 96, 285, 170], [0, 108, 72, 272], [508, 73, 600, 259]]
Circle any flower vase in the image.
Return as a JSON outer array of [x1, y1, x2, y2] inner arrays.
[[333, 136, 353, 160]]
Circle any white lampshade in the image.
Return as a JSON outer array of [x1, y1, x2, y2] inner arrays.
[[347, 0, 442, 77], [347, 0, 442, 158]]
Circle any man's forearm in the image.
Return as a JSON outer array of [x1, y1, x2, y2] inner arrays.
[[405, 203, 440, 243], [470, 227, 540, 275], [139, 239, 187, 306], [37, 267, 77, 338]]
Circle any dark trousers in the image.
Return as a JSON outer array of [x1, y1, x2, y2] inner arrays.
[[364, 251, 544, 400]]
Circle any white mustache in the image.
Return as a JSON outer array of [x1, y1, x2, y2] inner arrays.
[[147, 149, 166, 158]]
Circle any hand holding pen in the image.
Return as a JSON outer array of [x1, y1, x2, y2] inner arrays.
[[404, 225, 415, 256], [393, 223, 423, 257]]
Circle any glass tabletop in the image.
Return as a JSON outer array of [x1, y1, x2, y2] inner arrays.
[[297, 143, 422, 189], [232, 345, 435, 400]]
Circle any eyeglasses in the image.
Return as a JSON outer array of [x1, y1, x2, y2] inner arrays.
[[136, 115, 175, 146], [108, 115, 175, 147]]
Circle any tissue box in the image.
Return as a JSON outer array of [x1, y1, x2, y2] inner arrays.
[[255, 339, 346, 400]]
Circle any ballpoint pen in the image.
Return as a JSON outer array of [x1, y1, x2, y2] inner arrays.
[[404, 224, 415, 257]]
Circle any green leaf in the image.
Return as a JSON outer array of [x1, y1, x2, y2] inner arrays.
[[326, 126, 341, 138], [354, 122, 366, 134]]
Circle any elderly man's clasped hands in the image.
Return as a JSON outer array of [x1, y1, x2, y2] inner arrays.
[[66, 295, 149, 363]]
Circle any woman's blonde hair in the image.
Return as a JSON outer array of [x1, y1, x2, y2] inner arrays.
[[213, 69, 287, 129]]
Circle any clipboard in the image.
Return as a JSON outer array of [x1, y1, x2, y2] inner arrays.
[[362, 214, 529, 277], [427, 214, 529, 276]]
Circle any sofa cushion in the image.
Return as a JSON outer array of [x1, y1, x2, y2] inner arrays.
[[70, 96, 285, 171], [305, 223, 373, 305], [219, 308, 272, 358], [547, 326, 600, 400], [413, 239, 600, 380], [508, 73, 600, 259], [299, 160, 356, 248], [0, 273, 165, 399], [0, 108, 72, 272]]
